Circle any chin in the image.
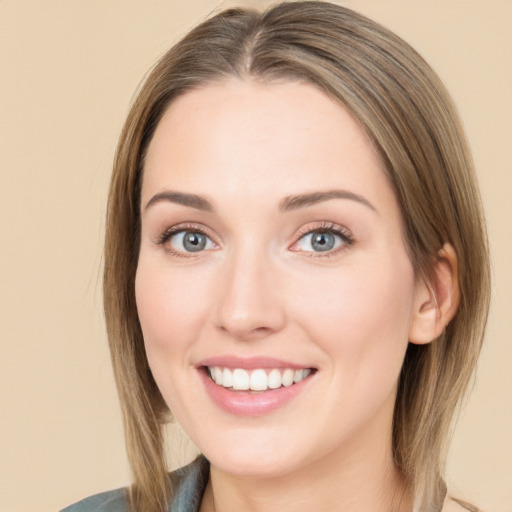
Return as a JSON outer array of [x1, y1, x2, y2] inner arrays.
[[199, 429, 307, 478]]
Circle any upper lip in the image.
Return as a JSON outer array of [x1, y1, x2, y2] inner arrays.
[[197, 355, 314, 370]]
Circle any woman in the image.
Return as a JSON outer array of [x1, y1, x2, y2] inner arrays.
[[62, 2, 490, 511]]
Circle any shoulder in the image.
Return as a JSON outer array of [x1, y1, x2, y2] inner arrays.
[[60, 487, 128, 512], [60, 455, 210, 512], [168, 454, 210, 510]]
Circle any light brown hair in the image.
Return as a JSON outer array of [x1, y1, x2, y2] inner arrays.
[[103, 2, 491, 511]]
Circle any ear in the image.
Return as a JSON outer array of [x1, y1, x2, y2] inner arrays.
[[409, 243, 460, 345]]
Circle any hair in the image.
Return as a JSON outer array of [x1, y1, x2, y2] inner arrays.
[[103, 2, 491, 511]]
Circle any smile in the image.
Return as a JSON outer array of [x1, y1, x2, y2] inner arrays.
[[207, 366, 312, 392], [198, 357, 317, 416]]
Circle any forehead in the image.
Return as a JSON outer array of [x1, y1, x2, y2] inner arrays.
[[142, 79, 394, 213]]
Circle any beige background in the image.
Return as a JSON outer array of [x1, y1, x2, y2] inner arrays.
[[0, 1, 511, 511]]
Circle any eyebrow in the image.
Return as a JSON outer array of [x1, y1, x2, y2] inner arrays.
[[143, 188, 377, 214], [144, 191, 214, 212], [279, 189, 377, 213]]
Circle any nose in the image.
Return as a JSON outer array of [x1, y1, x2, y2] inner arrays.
[[214, 248, 286, 341]]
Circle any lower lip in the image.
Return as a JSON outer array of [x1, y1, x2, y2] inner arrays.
[[199, 368, 314, 417]]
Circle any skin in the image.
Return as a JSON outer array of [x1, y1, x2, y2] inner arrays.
[[136, 80, 457, 512]]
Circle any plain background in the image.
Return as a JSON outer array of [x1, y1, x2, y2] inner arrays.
[[0, 1, 511, 511]]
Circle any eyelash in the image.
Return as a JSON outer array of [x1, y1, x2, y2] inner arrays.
[[292, 222, 354, 258], [155, 223, 217, 258], [155, 221, 354, 258]]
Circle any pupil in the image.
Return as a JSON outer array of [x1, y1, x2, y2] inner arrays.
[[312, 232, 334, 252], [183, 232, 206, 252]]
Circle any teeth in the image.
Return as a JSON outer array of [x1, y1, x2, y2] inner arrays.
[[232, 369, 249, 390], [268, 368, 282, 389], [208, 366, 312, 391], [249, 369, 268, 391], [222, 367, 233, 388], [282, 369, 294, 387], [213, 366, 223, 385]]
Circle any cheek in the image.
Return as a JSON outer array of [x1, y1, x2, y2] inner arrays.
[[134, 261, 211, 365], [290, 254, 416, 378]]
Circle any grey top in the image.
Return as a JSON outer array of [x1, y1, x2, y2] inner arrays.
[[61, 455, 480, 512], [60, 455, 210, 512]]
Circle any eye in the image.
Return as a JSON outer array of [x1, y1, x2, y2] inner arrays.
[[167, 230, 215, 253], [290, 225, 352, 254], [296, 231, 342, 252]]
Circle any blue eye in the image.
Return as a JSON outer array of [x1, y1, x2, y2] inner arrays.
[[295, 230, 347, 253], [169, 231, 215, 253]]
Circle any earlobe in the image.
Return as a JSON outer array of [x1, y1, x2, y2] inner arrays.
[[409, 243, 460, 345]]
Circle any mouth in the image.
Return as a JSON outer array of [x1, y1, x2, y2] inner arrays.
[[204, 366, 314, 392], [197, 356, 317, 415]]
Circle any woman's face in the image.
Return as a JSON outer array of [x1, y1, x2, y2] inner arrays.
[[136, 80, 423, 477]]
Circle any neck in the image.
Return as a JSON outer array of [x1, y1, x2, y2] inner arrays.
[[201, 409, 412, 512]]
